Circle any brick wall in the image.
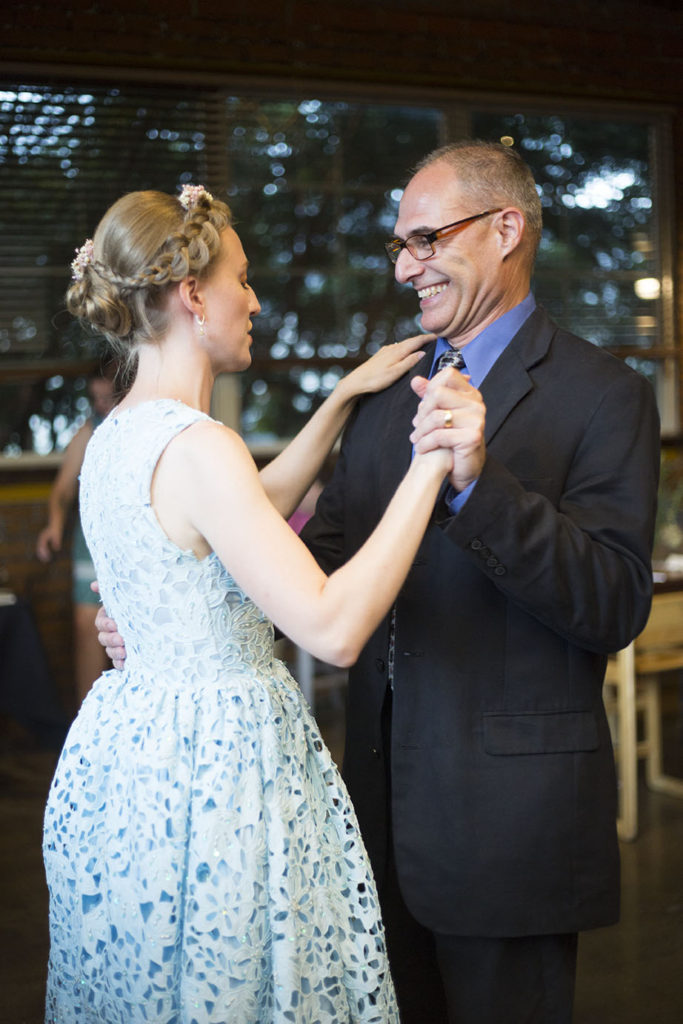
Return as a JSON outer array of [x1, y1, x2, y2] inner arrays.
[[2, 1, 682, 105]]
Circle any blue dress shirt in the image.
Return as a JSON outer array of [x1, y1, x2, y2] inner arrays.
[[429, 292, 537, 513]]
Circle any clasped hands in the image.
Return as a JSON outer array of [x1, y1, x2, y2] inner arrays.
[[410, 364, 486, 494]]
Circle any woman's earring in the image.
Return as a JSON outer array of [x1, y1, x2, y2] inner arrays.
[[196, 313, 206, 336]]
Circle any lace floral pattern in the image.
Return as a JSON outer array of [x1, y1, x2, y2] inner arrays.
[[43, 400, 398, 1023]]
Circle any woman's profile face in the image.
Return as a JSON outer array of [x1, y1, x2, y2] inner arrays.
[[199, 226, 261, 372]]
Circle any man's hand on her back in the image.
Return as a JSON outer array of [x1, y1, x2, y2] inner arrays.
[[93, 590, 127, 670]]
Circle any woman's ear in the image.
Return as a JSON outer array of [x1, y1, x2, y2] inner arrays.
[[178, 276, 203, 318]]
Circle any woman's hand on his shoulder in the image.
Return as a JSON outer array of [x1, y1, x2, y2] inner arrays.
[[339, 333, 434, 399]]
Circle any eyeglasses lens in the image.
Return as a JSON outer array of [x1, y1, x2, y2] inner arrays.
[[407, 236, 432, 259]]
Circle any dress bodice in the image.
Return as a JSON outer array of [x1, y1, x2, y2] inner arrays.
[[79, 400, 274, 682]]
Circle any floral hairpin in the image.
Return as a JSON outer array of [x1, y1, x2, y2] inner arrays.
[[71, 239, 95, 282], [178, 184, 213, 210]]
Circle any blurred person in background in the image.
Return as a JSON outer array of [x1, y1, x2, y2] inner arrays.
[[36, 368, 116, 703]]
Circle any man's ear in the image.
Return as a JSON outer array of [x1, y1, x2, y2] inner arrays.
[[497, 208, 526, 259], [178, 276, 203, 318]]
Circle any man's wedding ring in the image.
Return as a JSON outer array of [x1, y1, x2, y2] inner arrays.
[[443, 410, 453, 428]]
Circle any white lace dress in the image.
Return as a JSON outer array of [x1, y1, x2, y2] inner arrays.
[[43, 400, 398, 1024]]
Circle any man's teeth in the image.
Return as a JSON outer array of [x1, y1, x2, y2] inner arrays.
[[417, 284, 447, 299]]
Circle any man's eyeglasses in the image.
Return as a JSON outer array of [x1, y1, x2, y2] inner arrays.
[[384, 208, 502, 264]]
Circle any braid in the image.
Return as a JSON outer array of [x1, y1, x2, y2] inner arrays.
[[66, 188, 232, 353]]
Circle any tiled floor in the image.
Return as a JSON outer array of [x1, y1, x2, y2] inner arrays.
[[1, 691, 681, 1024]]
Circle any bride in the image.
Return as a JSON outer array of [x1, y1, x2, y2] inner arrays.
[[43, 183, 451, 1023]]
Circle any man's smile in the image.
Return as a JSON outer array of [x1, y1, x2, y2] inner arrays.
[[417, 283, 448, 300]]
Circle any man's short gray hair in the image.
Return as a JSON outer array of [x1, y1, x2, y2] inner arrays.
[[415, 141, 543, 263]]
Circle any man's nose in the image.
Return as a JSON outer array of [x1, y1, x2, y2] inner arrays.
[[394, 247, 424, 285]]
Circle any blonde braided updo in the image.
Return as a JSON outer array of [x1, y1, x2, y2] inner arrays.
[[66, 187, 232, 362]]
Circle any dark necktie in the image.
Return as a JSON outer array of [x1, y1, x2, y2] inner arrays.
[[435, 345, 465, 373]]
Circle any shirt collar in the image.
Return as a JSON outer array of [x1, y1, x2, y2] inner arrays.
[[430, 291, 536, 388]]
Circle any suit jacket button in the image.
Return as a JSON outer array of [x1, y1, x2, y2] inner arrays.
[[471, 538, 483, 550], [375, 658, 385, 672], [494, 565, 506, 575], [370, 747, 381, 759], [486, 556, 498, 567]]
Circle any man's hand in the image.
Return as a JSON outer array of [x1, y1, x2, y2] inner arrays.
[[409, 367, 486, 493], [94, 601, 127, 670]]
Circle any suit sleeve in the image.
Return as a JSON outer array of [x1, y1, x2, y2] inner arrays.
[[442, 364, 660, 654]]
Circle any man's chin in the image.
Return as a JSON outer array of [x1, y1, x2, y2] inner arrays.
[[419, 313, 449, 338]]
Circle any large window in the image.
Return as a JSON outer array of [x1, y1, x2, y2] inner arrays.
[[0, 79, 675, 454]]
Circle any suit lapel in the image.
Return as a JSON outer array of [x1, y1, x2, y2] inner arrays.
[[479, 306, 555, 444]]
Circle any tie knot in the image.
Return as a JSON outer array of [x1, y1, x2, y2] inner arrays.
[[436, 346, 465, 372]]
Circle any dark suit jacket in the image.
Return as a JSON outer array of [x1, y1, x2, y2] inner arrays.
[[301, 306, 660, 938]]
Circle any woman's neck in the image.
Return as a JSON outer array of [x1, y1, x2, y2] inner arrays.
[[119, 332, 215, 414]]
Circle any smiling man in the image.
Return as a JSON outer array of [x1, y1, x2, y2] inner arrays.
[[300, 141, 660, 1023], [392, 153, 535, 347]]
